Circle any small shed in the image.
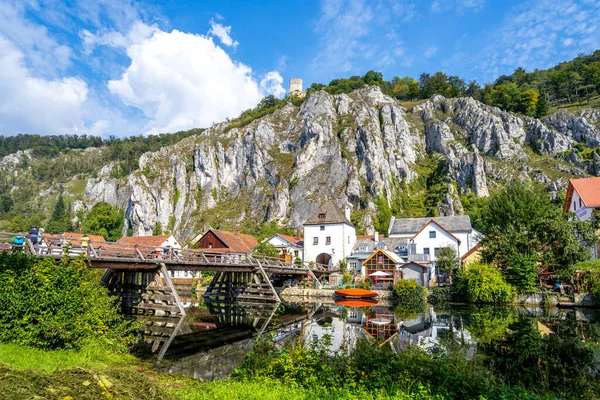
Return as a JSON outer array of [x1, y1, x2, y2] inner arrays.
[[399, 261, 430, 287]]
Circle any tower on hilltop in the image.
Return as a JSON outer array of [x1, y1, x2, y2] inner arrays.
[[289, 78, 306, 98]]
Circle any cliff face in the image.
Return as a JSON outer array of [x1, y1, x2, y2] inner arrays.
[[8, 86, 598, 240]]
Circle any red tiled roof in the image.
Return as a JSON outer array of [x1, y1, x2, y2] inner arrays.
[[204, 230, 258, 253], [64, 232, 106, 243], [275, 233, 303, 245], [117, 235, 180, 247], [564, 177, 600, 213]]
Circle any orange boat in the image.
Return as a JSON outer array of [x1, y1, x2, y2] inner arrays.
[[334, 288, 378, 299], [335, 299, 379, 307]]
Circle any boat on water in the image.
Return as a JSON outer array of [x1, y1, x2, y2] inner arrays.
[[335, 298, 379, 307], [334, 288, 378, 299]]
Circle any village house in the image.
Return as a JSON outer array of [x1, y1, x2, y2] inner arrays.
[[189, 229, 258, 253], [563, 177, 600, 257], [563, 177, 600, 221], [303, 200, 356, 267], [116, 234, 186, 277], [262, 233, 303, 262]]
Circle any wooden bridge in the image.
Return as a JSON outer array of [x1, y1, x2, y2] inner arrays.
[[1, 232, 332, 315]]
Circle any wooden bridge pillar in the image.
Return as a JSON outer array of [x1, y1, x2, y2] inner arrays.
[[203, 264, 280, 304], [102, 263, 186, 317]]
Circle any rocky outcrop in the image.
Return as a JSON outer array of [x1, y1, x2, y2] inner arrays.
[[61, 87, 600, 239]]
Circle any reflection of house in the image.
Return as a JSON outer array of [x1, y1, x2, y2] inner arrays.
[[362, 307, 398, 345], [263, 233, 303, 262], [190, 229, 258, 253], [303, 306, 361, 353], [303, 200, 356, 267]]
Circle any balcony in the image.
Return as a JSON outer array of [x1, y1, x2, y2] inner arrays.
[[407, 253, 431, 262]]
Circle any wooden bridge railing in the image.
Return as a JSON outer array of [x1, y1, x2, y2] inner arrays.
[[0, 231, 332, 273]]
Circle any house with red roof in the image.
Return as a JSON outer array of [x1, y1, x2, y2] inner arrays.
[[263, 233, 303, 262], [190, 229, 258, 253], [563, 177, 600, 221]]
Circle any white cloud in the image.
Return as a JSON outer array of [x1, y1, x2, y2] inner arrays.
[[477, 0, 600, 81], [0, 1, 73, 74], [260, 71, 286, 98], [424, 45, 438, 58], [208, 19, 239, 48], [432, 0, 486, 14], [106, 24, 279, 134], [277, 55, 288, 71], [0, 36, 88, 135]]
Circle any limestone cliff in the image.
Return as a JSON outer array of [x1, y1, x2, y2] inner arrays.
[[5, 86, 599, 240]]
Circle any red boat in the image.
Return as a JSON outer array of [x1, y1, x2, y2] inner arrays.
[[335, 299, 379, 307], [334, 288, 378, 299]]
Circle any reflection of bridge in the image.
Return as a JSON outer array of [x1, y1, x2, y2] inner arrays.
[[1, 233, 334, 315]]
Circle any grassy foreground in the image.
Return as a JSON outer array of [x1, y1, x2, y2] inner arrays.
[[0, 343, 429, 400]]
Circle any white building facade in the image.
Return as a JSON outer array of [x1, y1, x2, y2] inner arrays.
[[303, 200, 356, 267]]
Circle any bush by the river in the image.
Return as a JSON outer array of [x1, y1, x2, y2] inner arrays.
[[393, 279, 427, 308], [0, 252, 137, 351], [455, 262, 516, 304]]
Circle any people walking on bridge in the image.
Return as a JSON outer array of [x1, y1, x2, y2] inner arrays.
[[12, 230, 25, 251], [81, 233, 90, 256], [28, 226, 39, 253]]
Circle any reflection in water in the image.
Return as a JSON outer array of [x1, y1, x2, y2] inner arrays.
[[136, 298, 600, 382]]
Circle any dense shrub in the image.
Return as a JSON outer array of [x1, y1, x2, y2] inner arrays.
[[428, 286, 460, 304], [455, 263, 515, 304], [393, 279, 427, 308], [0, 252, 137, 350]]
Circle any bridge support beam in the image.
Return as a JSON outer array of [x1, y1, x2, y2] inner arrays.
[[102, 266, 186, 317], [203, 266, 280, 304]]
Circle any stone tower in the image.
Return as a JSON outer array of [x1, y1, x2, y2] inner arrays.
[[289, 78, 305, 97]]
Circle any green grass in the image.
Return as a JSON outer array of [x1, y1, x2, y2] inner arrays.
[[67, 178, 87, 196], [0, 342, 133, 372], [549, 95, 600, 115]]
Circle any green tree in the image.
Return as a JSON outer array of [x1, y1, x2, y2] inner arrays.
[[479, 182, 595, 291], [153, 222, 163, 235], [46, 193, 71, 233], [436, 246, 460, 284], [455, 262, 515, 303], [252, 242, 280, 258], [81, 202, 124, 241]]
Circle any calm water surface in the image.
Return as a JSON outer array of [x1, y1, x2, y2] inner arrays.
[[135, 296, 600, 381]]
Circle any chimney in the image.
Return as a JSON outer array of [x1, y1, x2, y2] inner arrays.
[[296, 229, 301, 241], [375, 232, 379, 242]]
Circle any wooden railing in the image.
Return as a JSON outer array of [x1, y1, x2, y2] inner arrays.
[[0, 232, 332, 273]]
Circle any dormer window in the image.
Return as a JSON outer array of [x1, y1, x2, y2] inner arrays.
[[318, 213, 326, 219]]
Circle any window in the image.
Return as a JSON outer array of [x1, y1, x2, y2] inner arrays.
[[434, 248, 440, 256], [350, 262, 357, 269], [574, 201, 577, 210], [320, 225, 325, 231], [326, 236, 331, 245], [313, 237, 318, 245], [580, 198, 583, 208], [378, 255, 383, 264], [423, 247, 430, 255], [348, 236, 350, 243], [429, 231, 436, 239], [318, 213, 326, 219]]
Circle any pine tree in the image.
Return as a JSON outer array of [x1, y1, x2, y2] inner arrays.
[[47, 193, 71, 233]]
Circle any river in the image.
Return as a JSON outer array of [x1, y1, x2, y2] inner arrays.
[[134, 296, 600, 382]]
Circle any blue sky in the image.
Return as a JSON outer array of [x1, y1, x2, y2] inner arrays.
[[1, 0, 599, 137]]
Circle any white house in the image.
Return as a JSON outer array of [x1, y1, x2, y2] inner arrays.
[[564, 177, 600, 258], [116, 235, 192, 278], [303, 200, 356, 267], [563, 177, 600, 221], [263, 233, 303, 262], [388, 215, 480, 263]]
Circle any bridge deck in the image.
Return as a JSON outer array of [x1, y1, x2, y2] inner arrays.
[[0, 232, 333, 275]]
